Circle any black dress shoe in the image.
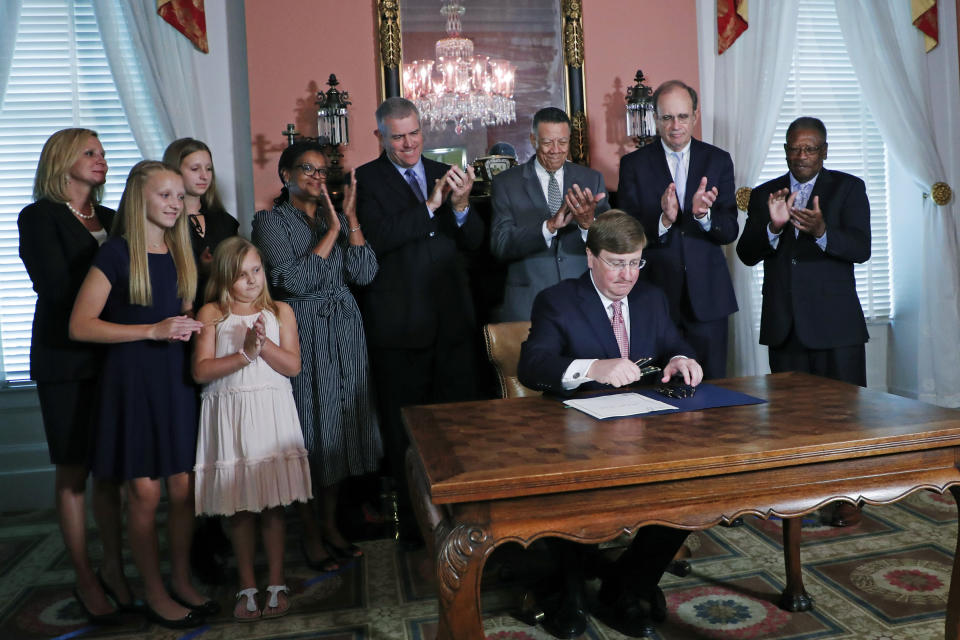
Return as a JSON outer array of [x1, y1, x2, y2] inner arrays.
[[665, 559, 692, 577], [541, 595, 587, 639], [596, 584, 664, 637], [144, 605, 205, 629]]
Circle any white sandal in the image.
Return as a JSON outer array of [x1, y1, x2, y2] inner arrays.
[[262, 584, 290, 619], [234, 587, 261, 622]]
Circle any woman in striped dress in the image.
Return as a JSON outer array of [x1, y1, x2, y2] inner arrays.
[[252, 140, 381, 568]]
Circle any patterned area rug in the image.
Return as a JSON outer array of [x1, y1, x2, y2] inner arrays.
[[0, 491, 954, 639]]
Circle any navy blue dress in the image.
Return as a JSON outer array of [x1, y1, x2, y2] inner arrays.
[[90, 237, 197, 480]]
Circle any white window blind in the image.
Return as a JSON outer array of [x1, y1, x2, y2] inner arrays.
[[752, 0, 893, 330], [0, 0, 160, 383]]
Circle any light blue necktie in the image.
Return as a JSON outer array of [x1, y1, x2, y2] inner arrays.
[[672, 151, 686, 211]]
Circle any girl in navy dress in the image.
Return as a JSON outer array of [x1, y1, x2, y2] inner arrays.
[[69, 161, 214, 629]]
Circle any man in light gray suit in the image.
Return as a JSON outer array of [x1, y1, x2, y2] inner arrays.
[[490, 107, 609, 321]]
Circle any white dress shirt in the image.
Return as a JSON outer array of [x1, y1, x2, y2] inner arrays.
[[658, 139, 712, 237], [561, 274, 630, 390]]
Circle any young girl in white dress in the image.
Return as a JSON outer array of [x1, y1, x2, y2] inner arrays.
[[192, 236, 312, 621]]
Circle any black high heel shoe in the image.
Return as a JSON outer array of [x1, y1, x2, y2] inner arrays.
[[96, 569, 145, 613], [72, 587, 120, 626]]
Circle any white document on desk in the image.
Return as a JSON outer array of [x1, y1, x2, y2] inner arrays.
[[563, 393, 677, 419]]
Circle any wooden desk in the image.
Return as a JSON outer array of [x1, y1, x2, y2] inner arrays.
[[402, 373, 960, 640]]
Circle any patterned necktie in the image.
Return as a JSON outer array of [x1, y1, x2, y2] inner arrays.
[[405, 168, 425, 203], [795, 182, 812, 210], [672, 151, 687, 211], [610, 300, 629, 359], [547, 170, 562, 214]]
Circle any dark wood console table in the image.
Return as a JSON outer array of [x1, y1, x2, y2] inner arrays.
[[402, 373, 960, 639]]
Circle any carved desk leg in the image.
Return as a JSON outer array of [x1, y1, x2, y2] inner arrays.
[[404, 449, 496, 639], [435, 523, 494, 640], [946, 486, 960, 639], [779, 516, 813, 611]]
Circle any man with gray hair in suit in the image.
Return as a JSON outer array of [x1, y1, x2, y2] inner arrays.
[[490, 107, 609, 321]]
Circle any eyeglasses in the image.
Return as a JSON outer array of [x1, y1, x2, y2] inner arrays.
[[784, 144, 823, 156], [656, 113, 691, 124], [597, 255, 646, 271], [297, 163, 329, 177]]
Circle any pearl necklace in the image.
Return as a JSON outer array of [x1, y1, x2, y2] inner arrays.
[[66, 201, 95, 220]]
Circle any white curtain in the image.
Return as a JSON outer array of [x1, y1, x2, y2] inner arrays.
[[0, 1, 23, 109], [836, 0, 960, 407], [696, 0, 799, 376], [92, 0, 206, 158]]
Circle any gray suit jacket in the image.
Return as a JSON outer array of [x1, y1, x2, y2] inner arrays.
[[490, 157, 609, 321]]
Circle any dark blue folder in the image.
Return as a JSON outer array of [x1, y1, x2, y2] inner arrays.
[[633, 382, 766, 416]]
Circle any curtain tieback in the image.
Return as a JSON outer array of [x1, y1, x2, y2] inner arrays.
[[927, 182, 953, 206]]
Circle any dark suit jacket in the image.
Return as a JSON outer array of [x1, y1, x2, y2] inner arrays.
[[518, 272, 695, 395], [18, 199, 115, 381], [355, 153, 484, 349], [618, 138, 738, 323], [736, 169, 870, 349], [490, 158, 609, 322]]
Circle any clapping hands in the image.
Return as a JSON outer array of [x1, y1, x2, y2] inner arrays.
[[242, 313, 266, 361], [564, 184, 606, 230], [766, 187, 796, 233]]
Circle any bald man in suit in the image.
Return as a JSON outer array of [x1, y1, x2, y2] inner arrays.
[[618, 80, 738, 380]]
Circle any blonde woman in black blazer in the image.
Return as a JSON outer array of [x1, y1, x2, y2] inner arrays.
[[17, 128, 131, 624]]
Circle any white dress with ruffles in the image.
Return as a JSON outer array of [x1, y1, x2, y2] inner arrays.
[[194, 309, 312, 515]]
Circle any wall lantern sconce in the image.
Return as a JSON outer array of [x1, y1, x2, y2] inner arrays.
[[625, 69, 656, 148]]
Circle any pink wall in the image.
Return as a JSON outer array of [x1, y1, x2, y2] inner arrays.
[[244, 0, 382, 212], [583, 0, 700, 191], [244, 1, 701, 208]]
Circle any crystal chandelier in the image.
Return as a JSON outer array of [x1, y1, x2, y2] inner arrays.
[[403, 1, 517, 135]]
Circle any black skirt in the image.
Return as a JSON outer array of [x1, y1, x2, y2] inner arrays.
[[37, 379, 98, 466]]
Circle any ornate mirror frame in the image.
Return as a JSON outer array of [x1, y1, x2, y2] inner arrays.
[[375, 0, 590, 165]]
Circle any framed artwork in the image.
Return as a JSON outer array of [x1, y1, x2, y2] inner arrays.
[[375, 0, 589, 165]]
